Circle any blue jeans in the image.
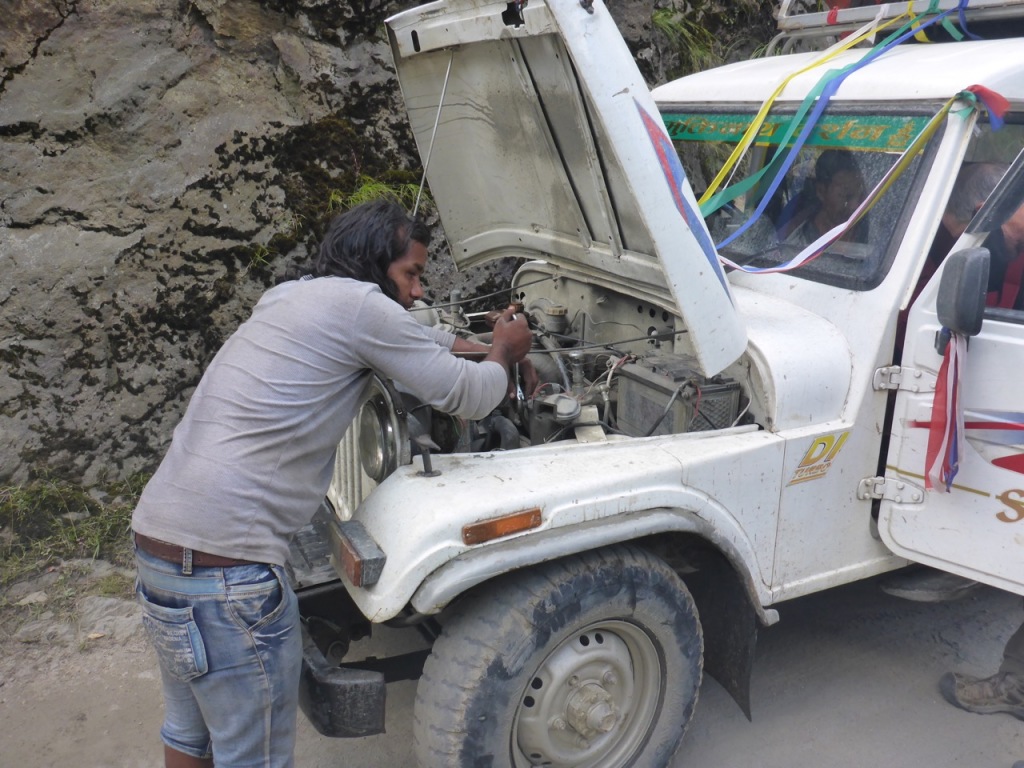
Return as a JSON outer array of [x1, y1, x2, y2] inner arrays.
[[135, 547, 302, 767]]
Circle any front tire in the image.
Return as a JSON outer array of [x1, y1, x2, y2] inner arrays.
[[412, 544, 703, 768]]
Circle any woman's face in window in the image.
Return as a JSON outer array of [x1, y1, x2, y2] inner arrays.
[[815, 167, 864, 228], [817, 169, 864, 229]]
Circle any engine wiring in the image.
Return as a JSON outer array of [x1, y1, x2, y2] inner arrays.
[[409, 274, 558, 314], [645, 381, 692, 437], [535, 327, 688, 355], [530, 380, 563, 400], [568, 309, 649, 338]]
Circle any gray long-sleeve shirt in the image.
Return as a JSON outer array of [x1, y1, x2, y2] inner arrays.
[[132, 276, 507, 565]]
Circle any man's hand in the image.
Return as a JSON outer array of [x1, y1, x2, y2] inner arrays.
[[487, 306, 532, 369], [515, 358, 539, 400], [450, 307, 535, 398]]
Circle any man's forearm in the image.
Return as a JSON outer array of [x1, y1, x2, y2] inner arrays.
[[451, 337, 491, 359], [450, 334, 514, 374]]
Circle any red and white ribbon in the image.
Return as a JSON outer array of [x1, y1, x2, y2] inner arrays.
[[925, 333, 966, 492]]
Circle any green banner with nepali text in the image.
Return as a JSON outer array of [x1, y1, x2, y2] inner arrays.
[[662, 112, 929, 151]]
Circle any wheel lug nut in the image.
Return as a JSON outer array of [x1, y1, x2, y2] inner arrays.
[[568, 675, 580, 688], [549, 717, 567, 731], [576, 736, 590, 749], [602, 670, 617, 686]]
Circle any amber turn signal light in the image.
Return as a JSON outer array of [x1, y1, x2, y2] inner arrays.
[[462, 508, 542, 545]]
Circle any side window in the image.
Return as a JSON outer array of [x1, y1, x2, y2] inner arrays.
[[945, 118, 1024, 323], [976, 122, 1024, 321]]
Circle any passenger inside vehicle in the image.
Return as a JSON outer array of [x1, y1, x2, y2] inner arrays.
[[777, 149, 867, 246], [985, 195, 1024, 311], [915, 161, 1024, 310]]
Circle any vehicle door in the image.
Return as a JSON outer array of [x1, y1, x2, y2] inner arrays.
[[881, 138, 1024, 596]]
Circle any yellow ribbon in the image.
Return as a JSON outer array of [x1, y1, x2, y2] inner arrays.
[[698, 9, 912, 207]]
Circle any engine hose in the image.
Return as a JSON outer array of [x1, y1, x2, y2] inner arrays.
[[537, 332, 572, 393], [527, 349, 561, 392], [488, 413, 521, 450]]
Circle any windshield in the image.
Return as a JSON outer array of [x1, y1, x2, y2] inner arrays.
[[661, 107, 938, 291]]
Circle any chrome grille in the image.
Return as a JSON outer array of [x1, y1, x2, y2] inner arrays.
[[325, 375, 410, 521], [326, 424, 375, 521]]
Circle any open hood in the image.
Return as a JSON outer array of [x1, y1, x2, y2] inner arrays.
[[386, 0, 746, 375]]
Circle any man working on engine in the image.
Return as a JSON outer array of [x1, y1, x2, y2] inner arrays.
[[130, 199, 533, 768]]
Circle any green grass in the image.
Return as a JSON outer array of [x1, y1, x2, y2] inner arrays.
[[248, 243, 273, 269], [652, 1, 776, 79], [0, 474, 146, 588], [652, 8, 717, 74], [94, 570, 136, 599], [328, 174, 429, 212]]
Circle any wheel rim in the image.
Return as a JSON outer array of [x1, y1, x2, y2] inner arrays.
[[513, 620, 662, 768]]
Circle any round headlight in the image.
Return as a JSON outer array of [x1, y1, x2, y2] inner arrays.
[[358, 395, 392, 482], [356, 377, 410, 483]]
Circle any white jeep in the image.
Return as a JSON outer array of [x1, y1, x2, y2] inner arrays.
[[290, 1, 1024, 765]]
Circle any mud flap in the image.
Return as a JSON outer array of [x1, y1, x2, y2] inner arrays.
[[684, 554, 759, 720], [298, 626, 387, 738]]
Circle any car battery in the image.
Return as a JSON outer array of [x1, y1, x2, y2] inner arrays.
[[616, 355, 741, 437]]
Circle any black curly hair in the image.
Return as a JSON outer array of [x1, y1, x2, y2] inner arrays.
[[309, 199, 429, 302]]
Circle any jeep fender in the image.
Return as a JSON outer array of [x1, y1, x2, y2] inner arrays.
[[411, 506, 777, 626], [412, 507, 772, 719], [345, 426, 784, 623]]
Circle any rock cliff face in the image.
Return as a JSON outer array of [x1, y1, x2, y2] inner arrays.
[[0, 0, 771, 485]]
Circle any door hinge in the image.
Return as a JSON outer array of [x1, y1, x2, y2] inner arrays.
[[857, 476, 924, 504], [872, 365, 936, 393]]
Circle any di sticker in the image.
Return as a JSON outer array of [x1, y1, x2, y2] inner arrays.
[[788, 431, 850, 486]]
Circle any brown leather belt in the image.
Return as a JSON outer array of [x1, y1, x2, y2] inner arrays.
[[135, 532, 258, 570]]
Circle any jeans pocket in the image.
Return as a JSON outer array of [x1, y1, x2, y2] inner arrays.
[[226, 566, 286, 632], [137, 589, 209, 682]]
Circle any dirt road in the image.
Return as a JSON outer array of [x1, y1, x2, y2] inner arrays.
[[1, 574, 1021, 767]]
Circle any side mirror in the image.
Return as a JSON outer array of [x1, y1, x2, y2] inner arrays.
[[936, 247, 990, 338]]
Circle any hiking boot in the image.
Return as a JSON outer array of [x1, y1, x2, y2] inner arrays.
[[939, 671, 1024, 720]]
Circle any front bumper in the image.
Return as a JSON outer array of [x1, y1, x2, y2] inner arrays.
[[290, 505, 387, 738]]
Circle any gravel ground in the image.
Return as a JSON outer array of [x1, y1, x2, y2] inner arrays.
[[1, 572, 1021, 767]]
